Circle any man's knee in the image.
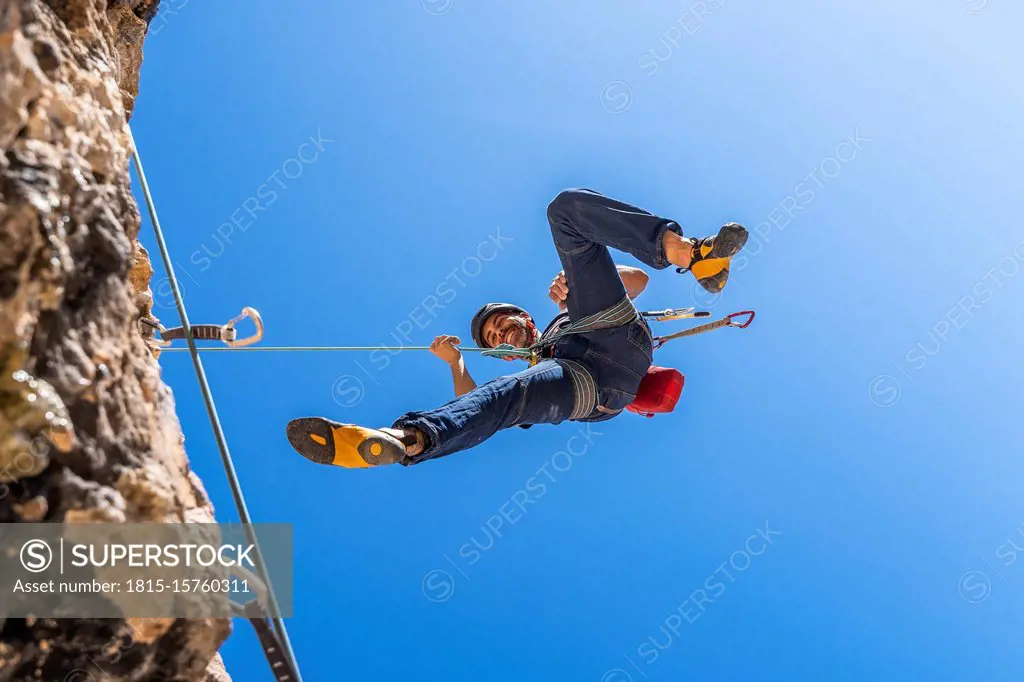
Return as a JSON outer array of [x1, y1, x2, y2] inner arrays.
[[548, 189, 589, 250], [547, 189, 587, 224]]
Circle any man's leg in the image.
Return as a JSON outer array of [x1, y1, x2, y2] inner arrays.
[[286, 360, 597, 469], [546, 189, 685, 321], [392, 359, 592, 465], [547, 188, 746, 303]]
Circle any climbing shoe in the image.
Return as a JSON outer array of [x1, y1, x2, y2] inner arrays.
[[678, 223, 748, 294], [285, 417, 413, 468]]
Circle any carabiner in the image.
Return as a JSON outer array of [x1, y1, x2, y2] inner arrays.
[[646, 307, 712, 322], [481, 343, 534, 361], [223, 307, 264, 348], [726, 310, 756, 329]]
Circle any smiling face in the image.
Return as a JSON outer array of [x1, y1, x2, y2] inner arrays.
[[481, 311, 537, 349]]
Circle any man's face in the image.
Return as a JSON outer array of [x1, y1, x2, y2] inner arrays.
[[481, 311, 535, 349]]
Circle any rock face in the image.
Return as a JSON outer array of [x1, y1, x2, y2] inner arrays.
[[0, 1, 232, 680]]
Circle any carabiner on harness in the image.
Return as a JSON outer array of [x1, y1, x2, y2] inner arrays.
[[481, 343, 539, 364], [141, 307, 265, 348], [643, 307, 712, 322]]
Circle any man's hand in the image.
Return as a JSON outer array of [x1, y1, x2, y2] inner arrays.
[[549, 271, 569, 310], [430, 335, 463, 365]]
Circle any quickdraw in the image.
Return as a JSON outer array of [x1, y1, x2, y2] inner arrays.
[[653, 309, 755, 349], [141, 307, 264, 348]]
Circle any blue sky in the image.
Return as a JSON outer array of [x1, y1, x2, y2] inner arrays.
[[131, 2, 1024, 680]]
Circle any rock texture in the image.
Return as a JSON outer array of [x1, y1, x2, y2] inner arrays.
[[0, 1, 232, 680]]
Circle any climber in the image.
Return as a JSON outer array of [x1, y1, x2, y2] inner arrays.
[[286, 189, 748, 469]]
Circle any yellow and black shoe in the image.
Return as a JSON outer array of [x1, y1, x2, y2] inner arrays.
[[285, 417, 413, 468], [678, 223, 748, 294]]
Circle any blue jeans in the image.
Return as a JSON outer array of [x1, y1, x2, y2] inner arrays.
[[394, 189, 683, 464]]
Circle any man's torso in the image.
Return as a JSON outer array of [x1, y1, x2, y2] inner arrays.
[[539, 311, 653, 398]]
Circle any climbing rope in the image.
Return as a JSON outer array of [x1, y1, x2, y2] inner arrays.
[[162, 344, 494, 353], [154, 307, 747, 357], [129, 128, 304, 682]]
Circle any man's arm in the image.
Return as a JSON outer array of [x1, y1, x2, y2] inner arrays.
[[549, 265, 649, 309], [430, 335, 477, 397], [447, 354, 477, 397], [616, 265, 649, 299]]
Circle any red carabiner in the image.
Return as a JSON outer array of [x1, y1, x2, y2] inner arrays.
[[726, 310, 755, 329]]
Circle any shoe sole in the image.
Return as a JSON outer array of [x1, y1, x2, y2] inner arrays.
[[286, 417, 405, 468], [708, 223, 748, 260], [694, 223, 748, 293]]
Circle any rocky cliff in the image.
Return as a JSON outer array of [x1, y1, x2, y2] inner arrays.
[[0, 1, 231, 679]]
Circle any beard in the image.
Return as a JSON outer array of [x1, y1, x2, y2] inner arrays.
[[498, 315, 535, 348]]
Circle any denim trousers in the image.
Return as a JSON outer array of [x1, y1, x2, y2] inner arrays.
[[394, 189, 682, 464]]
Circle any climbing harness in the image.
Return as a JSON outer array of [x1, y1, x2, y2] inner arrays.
[[130, 129, 304, 682]]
